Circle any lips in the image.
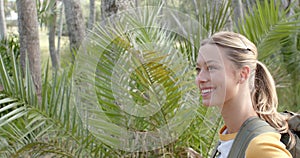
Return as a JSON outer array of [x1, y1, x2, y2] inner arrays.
[[200, 87, 215, 97]]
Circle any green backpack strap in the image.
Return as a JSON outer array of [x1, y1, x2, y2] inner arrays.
[[227, 117, 277, 158]]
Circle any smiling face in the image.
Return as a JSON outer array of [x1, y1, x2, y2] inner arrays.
[[195, 44, 239, 108]]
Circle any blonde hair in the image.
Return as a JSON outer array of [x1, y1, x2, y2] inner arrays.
[[201, 31, 295, 149]]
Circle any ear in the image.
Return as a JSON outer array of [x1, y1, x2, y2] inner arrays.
[[238, 65, 250, 84]]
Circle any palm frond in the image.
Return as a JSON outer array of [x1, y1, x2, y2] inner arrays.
[[237, 0, 300, 60], [0, 52, 114, 157], [74, 5, 222, 156], [0, 3, 230, 158]]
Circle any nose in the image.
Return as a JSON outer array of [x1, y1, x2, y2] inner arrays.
[[195, 70, 209, 86]]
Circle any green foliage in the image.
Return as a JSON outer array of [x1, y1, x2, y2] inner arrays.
[[73, 5, 222, 156], [37, 0, 58, 28], [0, 34, 20, 76], [2, 0, 300, 157], [278, 32, 300, 111], [0, 4, 224, 157], [237, 0, 300, 60], [0, 54, 113, 157]]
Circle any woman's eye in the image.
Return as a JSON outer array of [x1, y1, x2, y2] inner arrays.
[[207, 66, 216, 71], [196, 66, 217, 74], [195, 67, 201, 74]]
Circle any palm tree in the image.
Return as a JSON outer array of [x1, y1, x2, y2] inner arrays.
[[88, 0, 96, 30], [63, 0, 85, 61], [0, 4, 223, 157], [0, 0, 6, 40], [16, 0, 42, 102]]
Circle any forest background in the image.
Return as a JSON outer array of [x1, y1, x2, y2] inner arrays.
[[0, 0, 299, 157]]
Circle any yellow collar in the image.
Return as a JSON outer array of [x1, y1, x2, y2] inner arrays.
[[219, 125, 238, 141]]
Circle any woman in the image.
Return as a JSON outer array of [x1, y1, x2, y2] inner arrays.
[[195, 31, 293, 158]]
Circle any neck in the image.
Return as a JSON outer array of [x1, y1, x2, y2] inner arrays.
[[221, 90, 257, 134]]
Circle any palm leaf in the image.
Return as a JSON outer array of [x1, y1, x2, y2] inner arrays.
[[73, 5, 224, 156], [0, 3, 229, 158], [0, 53, 113, 157], [237, 0, 300, 60]]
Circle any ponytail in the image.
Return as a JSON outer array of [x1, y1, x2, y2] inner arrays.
[[252, 61, 295, 149], [252, 61, 278, 118]]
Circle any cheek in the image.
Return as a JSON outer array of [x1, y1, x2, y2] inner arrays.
[[212, 73, 227, 96], [224, 76, 239, 98], [195, 76, 200, 87], [211, 72, 225, 85]]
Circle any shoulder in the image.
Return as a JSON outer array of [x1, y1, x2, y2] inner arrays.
[[245, 132, 292, 158]]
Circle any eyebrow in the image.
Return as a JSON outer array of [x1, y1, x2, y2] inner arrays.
[[196, 60, 219, 66]]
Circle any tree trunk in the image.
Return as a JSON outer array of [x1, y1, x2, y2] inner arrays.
[[232, 0, 243, 27], [88, 0, 96, 30], [63, 0, 85, 61], [101, 0, 134, 20], [49, 0, 59, 69], [101, 0, 118, 20], [0, 0, 6, 40], [135, 0, 138, 7], [56, 2, 64, 58], [16, 0, 42, 102]]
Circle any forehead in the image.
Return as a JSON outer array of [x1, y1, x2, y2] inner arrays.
[[197, 44, 225, 64]]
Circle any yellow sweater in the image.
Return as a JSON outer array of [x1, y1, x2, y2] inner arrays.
[[218, 126, 292, 158]]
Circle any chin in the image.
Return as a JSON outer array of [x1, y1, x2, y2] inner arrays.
[[202, 100, 223, 108], [202, 101, 214, 107]]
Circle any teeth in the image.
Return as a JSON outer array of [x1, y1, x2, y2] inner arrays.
[[202, 89, 214, 94]]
